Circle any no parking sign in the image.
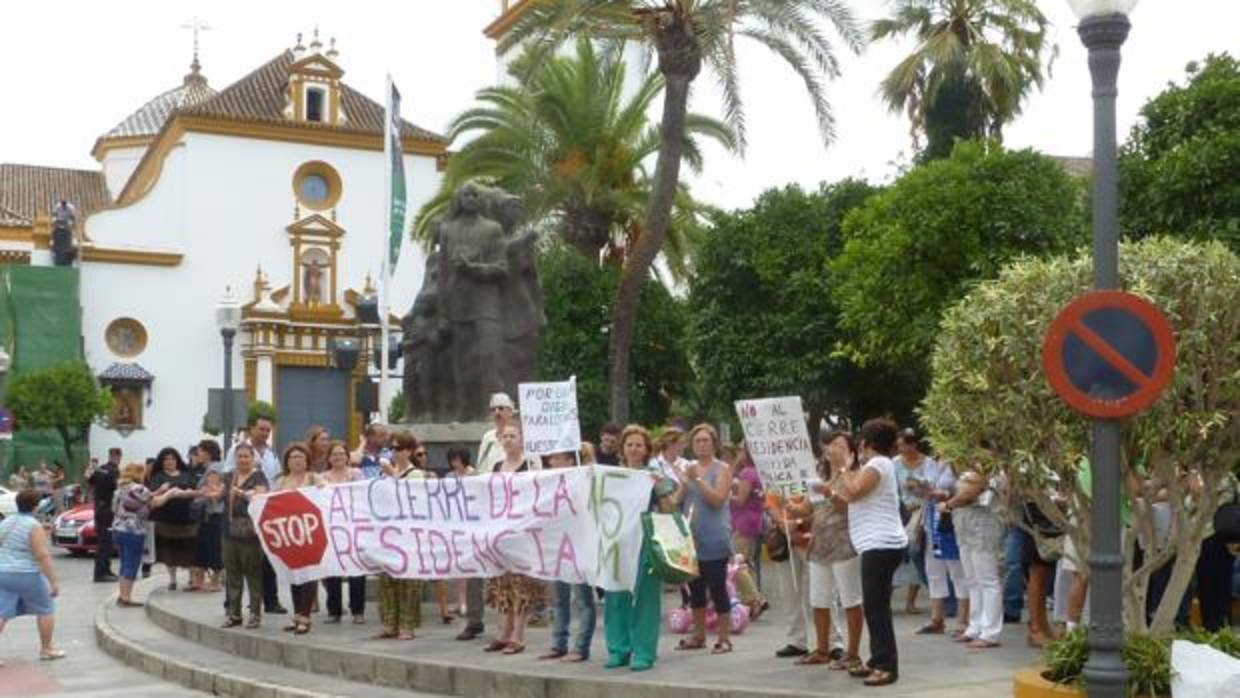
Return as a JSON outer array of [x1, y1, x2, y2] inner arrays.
[[1042, 291, 1176, 419]]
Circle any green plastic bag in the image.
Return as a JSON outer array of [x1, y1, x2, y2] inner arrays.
[[642, 511, 699, 584]]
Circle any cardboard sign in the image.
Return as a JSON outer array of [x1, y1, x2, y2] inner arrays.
[[735, 396, 816, 497], [518, 377, 582, 456]]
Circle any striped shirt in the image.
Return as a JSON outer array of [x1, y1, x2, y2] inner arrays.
[[847, 456, 909, 554]]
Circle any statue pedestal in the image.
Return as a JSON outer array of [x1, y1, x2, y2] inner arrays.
[[395, 421, 490, 474]]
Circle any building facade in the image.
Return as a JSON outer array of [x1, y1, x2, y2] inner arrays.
[[0, 34, 446, 460]]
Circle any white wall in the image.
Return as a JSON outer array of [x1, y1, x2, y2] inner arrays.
[[82, 130, 441, 460], [100, 145, 149, 197]]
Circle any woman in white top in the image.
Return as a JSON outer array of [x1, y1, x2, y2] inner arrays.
[[827, 418, 908, 688]]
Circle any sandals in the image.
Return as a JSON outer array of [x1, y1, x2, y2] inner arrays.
[[484, 639, 509, 652], [538, 649, 567, 660], [863, 669, 898, 686], [221, 617, 243, 628], [561, 652, 588, 663], [374, 629, 399, 640], [711, 640, 733, 655], [848, 664, 873, 678], [502, 642, 525, 655], [796, 650, 831, 665], [293, 623, 311, 635], [245, 616, 261, 629], [966, 639, 1001, 649], [830, 656, 864, 672], [116, 599, 143, 608], [915, 621, 945, 635], [352, 615, 366, 625], [676, 637, 707, 651], [39, 649, 67, 662], [396, 632, 416, 641]]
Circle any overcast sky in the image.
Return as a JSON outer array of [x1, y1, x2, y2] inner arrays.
[[3, 1, 1237, 210]]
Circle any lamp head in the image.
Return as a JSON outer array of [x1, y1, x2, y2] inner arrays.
[[216, 286, 242, 332], [1067, 0, 1137, 20]]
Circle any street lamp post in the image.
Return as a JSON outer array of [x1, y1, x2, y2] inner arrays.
[[216, 287, 242, 455], [1066, 2, 1137, 697]]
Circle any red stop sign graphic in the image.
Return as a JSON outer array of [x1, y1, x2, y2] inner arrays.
[[257, 490, 327, 570]]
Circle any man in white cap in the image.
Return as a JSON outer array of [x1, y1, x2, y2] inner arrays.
[[476, 392, 514, 472]]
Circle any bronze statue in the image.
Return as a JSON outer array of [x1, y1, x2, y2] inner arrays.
[[402, 183, 544, 422]]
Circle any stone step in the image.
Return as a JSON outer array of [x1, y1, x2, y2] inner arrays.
[[94, 581, 444, 698]]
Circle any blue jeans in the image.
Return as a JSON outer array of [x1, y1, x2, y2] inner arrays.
[[1004, 526, 1029, 619], [115, 529, 146, 580], [552, 582, 596, 657]]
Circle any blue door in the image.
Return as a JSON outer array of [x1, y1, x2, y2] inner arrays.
[[275, 366, 350, 452]]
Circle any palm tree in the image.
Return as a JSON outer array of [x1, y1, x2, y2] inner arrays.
[[502, 0, 865, 423], [872, 0, 1054, 159], [415, 39, 730, 282]]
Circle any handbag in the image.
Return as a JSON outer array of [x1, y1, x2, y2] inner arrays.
[[764, 524, 790, 562], [904, 506, 926, 550], [1034, 534, 1064, 563], [642, 511, 699, 583]]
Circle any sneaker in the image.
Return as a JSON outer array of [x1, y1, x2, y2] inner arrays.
[[266, 604, 289, 615], [94, 573, 119, 583], [775, 645, 808, 658]]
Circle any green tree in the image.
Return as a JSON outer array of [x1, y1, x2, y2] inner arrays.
[[504, 0, 865, 423], [831, 141, 1085, 380], [921, 238, 1240, 634], [414, 38, 732, 279], [872, 0, 1054, 159], [6, 361, 111, 469], [689, 180, 921, 434], [1120, 53, 1240, 249], [537, 243, 692, 438]]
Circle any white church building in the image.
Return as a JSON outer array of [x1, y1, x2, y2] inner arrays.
[[0, 33, 447, 457]]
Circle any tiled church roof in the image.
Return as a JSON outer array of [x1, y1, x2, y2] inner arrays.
[[180, 50, 446, 143], [101, 65, 218, 140], [0, 163, 111, 224]]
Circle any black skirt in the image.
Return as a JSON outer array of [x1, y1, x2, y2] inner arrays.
[[194, 513, 224, 570]]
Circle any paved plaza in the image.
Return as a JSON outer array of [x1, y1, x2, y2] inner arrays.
[[92, 569, 1042, 698]]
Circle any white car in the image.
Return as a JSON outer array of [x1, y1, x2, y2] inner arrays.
[[0, 485, 17, 519]]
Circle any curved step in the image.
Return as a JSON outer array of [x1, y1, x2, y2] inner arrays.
[[94, 580, 439, 698]]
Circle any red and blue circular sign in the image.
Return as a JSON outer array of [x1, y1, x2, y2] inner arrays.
[[1042, 291, 1176, 419]]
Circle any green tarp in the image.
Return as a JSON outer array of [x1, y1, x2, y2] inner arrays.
[[0, 265, 87, 479]]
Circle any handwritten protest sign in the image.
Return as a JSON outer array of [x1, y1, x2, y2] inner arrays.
[[249, 466, 651, 591], [519, 377, 581, 456], [735, 396, 816, 497]]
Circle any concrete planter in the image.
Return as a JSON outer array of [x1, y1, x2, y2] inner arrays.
[[1013, 667, 1166, 698]]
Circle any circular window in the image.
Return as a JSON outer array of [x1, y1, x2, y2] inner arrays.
[[292, 161, 342, 210], [105, 318, 148, 357]]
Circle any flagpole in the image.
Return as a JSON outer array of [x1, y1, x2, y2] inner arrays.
[[379, 72, 393, 424]]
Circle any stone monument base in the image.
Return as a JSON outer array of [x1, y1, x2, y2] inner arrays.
[[394, 421, 490, 474]]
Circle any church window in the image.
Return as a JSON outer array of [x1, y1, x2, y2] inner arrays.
[[292, 161, 342, 211], [306, 87, 325, 122]]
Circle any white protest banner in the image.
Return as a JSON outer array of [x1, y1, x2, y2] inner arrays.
[[248, 466, 650, 591], [518, 377, 581, 456], [735, 396, 816, 497]]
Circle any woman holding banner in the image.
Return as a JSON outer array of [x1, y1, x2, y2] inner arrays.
[[484, 422, 545, 655], [603, 424, 664, 671], [222, 444, 269, 629], [829, 418, 909, 687], [321, 441, 366, 625], [276, 444, 323, 634], [677, 423, 735, 655], [376, 432, 425, 641]]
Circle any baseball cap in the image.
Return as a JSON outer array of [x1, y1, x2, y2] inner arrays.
[[489, 392, 515, 410]]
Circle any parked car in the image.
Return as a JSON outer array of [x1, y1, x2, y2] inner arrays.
[[52, 503, 98, 555], [0, 485, 17, 519]]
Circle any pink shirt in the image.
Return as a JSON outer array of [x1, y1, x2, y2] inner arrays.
[[731, 466, 765, 538]]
